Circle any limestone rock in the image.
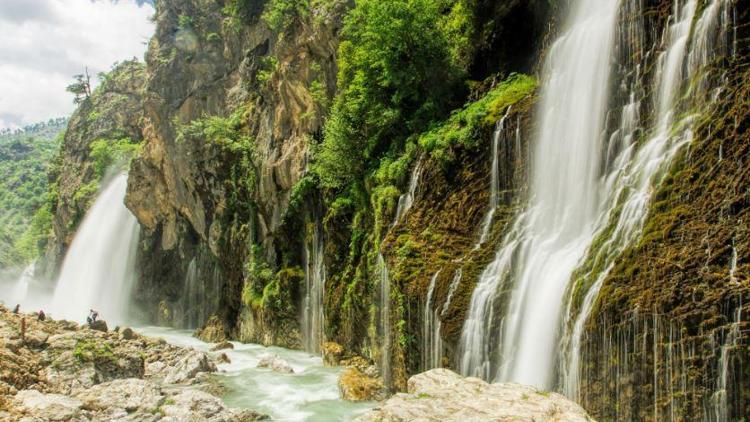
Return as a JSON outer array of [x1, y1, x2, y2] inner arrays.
[[13, 390, 83, 421], [74, 378, 162, 414], [24, 330, 49, 348], [163, 350, 217, 384], [338, 367, 386, 402], [354, 369, 594, 421], [257, 354, 294, 374], [195, 315, 227, 343], [323, 341, 344, 366], [120, 327, 137, 340], [88, 320, 108, 332], [210, 341, 234, 351]]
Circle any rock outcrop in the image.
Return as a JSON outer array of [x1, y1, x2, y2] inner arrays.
[[0, 305, 263, 421], [257, 354, 294, 374], [355, 369, 593, 421]]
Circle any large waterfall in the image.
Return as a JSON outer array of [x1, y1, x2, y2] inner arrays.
[[459, 0, 733, 392], [51, 173, 139, 325]]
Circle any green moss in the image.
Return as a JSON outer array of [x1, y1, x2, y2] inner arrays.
[[73, 339, 116, 364], [419, 73, 536, 164]]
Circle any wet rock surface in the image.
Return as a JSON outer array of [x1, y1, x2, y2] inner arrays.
[[0, 305, 265, 421], [355, 369, 593, 421], [256, 354, 294, 374]]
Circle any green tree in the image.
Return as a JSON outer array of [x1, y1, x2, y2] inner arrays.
[[314, 0, 467, 190]]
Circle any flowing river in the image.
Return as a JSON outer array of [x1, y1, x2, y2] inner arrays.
[[136, 326, 374, 421]]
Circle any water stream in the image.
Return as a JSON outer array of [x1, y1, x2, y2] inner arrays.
[[422, 270, 442, 371], [136, 326, 373, 421]]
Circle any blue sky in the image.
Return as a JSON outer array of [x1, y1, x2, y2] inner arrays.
[[0, 0, 155, 129]]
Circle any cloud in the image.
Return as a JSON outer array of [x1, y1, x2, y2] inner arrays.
[[0, 0, 155, 129]]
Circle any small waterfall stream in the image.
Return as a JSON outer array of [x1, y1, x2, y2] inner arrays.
[[9, 263, 35, 306], [422, 271, 442, 371], [476, 106, 512, 247], [376, 253, 392, 386], [302, 224, 326, 354], [51, 173, 139, 324]]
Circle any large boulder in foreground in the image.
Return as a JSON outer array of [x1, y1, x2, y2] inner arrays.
[[355, 369, 593, 421]]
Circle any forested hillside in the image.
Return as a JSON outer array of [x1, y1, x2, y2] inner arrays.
[[0, 119, 66, 267]]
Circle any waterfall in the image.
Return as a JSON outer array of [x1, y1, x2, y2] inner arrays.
[[392, 157, 423, 227], [51, 174, 139, 325], [458, 0, 734, 390], [377, 253, 392, 386], [709, 305, 742, 422], [562, 0, 734, 398], [422, 271, 442, 371], [459, 0, 620, 387], [476, 106, 512, 247], [3, 263, 35, 306], [182, 258, 199, 328], [302, 224, 326, 354]]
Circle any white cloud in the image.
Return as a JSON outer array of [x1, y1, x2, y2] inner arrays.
[[0, 0, 155, 129]]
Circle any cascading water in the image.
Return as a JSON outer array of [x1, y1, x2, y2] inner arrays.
[[476, 107, 512, 247], [562, 0, 734, 399], [459, 0, 734, 391], [377, 253, 392, 386], [8, 263, 35, 306], [182, 258, 199, 328], [459, 0, 620, 387], [709, 305, 742, 422], [302, 224, 326, 354], [392, 156, 423, 227], [422, 271, 442, 371], [51, 174, 139, 325]]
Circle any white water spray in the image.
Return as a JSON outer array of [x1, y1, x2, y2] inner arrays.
[[392, 157, 423, 227], [302, 224, 326, 354], [459, 0, 620, 387], [377, 253, 392, 386], [51, 174, 139, 325], [422, 271, 442, 370], [476, 107, 512, 247]]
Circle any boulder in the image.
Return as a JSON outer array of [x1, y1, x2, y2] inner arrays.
[[163, 350, 217, 384], [354, 369, 594, 421], [120, 327, 137, 340], [210, 341, 234, 351], [88, 320, 108, 332], [194, 315, 227, 343], [24, 330, 49, 348], [13, 390, 83, 421], [338, 367, 386, 402], [257, 354, 294, 374], [74, 378, 162, 414], [323, 341, 344, 366]]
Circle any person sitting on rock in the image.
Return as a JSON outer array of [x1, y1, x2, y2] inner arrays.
[[87, 309, 99, 325], [13, 304, 20, 314], [37, 310, 45, 321]]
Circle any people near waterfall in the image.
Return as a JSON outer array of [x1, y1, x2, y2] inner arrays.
[[37, 310, 46, 321], [13, 304, 20, 314], [87, 309, 99, 325]]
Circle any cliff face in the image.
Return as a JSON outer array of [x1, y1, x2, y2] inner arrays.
[[125, 0, 347, 344], [41, 60, 146, 278]]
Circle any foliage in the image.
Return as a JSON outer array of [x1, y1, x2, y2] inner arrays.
[[262, 0, 310, 31], [313, 0, 472, 191], [419, 73, 536, 164], [0, 119, 66, 267], [66, 69, 92, 105], [89, 138, 141, 179]]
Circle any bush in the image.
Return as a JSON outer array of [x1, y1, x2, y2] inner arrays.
[[313, 0, 471, 191]]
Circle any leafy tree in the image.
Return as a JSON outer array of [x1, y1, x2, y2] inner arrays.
[[313, 0, 469, 191], [66, 68, 92, 104]]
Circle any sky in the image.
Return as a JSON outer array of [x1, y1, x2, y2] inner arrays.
[[0, 0, 155, 130]]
